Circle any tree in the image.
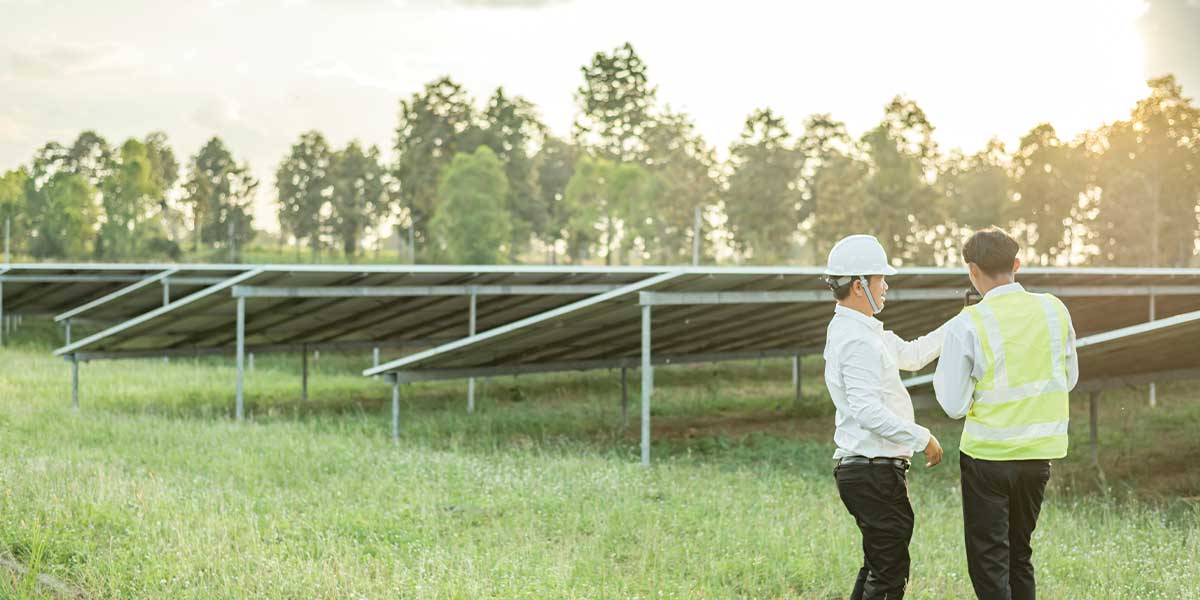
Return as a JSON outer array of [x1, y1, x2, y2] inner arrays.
[[330, 142, 388, 260], [533, 135, 578, 263], [1010, 123, 1088, 264], [479, 87, 547, 260], [641, 109, 720, 263], [25, 172, 97, 258], [573, 42, 657, 163], [561, 156, 658, 265], [66, 130, 115, 189], [182, 137, 257, 258], [430, 146, 511, 264], [276, 131, 335, 257], [1093, 75, 1200, 266], [723, 108, 804, 262], [394, 77, 481, 246], [97, 139, 160, 258], [796, 113, 854, 258], [859, 97, 947, 265], [0, 169, 28, 257]]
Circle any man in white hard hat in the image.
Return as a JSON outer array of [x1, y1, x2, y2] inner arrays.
[[822, 234, 949, 600]]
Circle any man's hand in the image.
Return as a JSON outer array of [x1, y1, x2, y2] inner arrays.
[[923, 434, 943, 468]]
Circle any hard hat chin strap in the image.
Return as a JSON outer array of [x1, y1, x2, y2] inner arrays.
[[858, 275, 882, 314]]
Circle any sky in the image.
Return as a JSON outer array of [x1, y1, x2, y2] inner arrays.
[[2, 0, 1198, 232]]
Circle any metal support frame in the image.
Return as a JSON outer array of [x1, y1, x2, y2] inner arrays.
[[0, 274, 225, 285], [163, 279, 170, 306], [301, 343, 309, 402], [1148, 294, 1157, 408], [372, 347, 380, 379], [71, 354, 79, 409], [620, 366, 629, 427], [793, 355, 802, 406], [64, 319, 71, 345], [54, 268, 178, 323], [391, 375, 400, 441], [641, 304, 652, 467], [235, 296, 245, 421], [230, 284, 623, 298], [1089, 390, 1100, 466], [248, 352, 254, 372], [638, 285, 1200, 306], [468, 289, 477, 414]]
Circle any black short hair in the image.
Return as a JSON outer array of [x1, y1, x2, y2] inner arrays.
[[963, 227, 1019, 277], [828, 275, 876, 301]]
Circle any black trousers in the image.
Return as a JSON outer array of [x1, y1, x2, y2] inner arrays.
[[835, 462, 914, 600], [960, 453, 1052, 600]]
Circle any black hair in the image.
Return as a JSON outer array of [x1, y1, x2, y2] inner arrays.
[[962, 227, 1020, 277]]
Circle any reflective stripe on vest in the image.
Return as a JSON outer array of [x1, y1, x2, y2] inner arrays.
[[961, 292, 1070, 461]]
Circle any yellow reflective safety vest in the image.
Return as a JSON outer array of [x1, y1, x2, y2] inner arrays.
[[960, 290, 1071, 461]]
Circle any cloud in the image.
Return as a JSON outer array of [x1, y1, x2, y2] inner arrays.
[[3, 41, 139, 80]]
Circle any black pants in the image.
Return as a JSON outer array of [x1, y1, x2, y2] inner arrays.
[[960, 453, 1051, 600], [835, 462, 914, 600]]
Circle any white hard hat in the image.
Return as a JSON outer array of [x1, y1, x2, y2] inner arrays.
[[824, 234, 899, 277]]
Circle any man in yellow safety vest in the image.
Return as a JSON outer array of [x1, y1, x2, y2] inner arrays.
[[934, 227, 1079, 600]]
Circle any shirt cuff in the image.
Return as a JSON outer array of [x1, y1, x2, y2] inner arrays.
[[911, 424, 932, 454]]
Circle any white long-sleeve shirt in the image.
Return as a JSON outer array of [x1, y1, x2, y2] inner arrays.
[[824, 304, 949, 459], [933, 282, 1079, 419]]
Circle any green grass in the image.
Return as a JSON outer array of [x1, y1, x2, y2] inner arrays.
[[0, 319, 1197, 598]]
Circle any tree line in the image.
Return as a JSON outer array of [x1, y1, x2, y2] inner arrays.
[[2, 43, 1198, 267]]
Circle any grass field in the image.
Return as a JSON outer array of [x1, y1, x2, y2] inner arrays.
[[0, 319, 1197, 598]]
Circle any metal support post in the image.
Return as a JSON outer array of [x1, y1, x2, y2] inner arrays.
[[162, 279, 170, 306], [793, 355, 802, 406], [1149, 294, 1157, 408], [391, 378, 400, 441], [248, 352, 255, 372], [1089, 390, 1100, 465], [235, 296, 245, 421], [621, 365, 629, 428], [71, 354, 79, 409], [301, 343, 309, 402], [65, 319, 71, 345], [372, 347, 380, 378], [641, 305, 653, 467], [467, 289, 477, 414]]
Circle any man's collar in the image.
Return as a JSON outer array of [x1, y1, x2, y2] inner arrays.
[[983, 282, 1025, 300], [834, 303, 883, 330]]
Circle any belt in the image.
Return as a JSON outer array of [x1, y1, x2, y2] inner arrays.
[[838, 456, 910, 470]]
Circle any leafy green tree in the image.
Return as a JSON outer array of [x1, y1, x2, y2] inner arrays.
[[430, 146, 512, 264], [66, 130, 115, 188], [276, 131, 335, 258], [479, 87, 547, 260], [860, 97, 946, 265], [0, 169, 28, 257], [642, 109, 719, 263], [1010, 123, 1088, 264], [1093, 75, 1200, 266], [182, 137, 257, 258], [573, 42, 656, 162], [394, 77, 481, 246], [795, 113, 854, 258], [330, 142, 389, 260], [561, 156, 658, 265], [723, 108, 804, 262], [533, 135, 578, 263], [96, 139, 160, 258], [26, 172, 97, 258]]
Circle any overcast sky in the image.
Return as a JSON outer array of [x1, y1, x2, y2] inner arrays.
[[2, 0, 1198, 231]]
